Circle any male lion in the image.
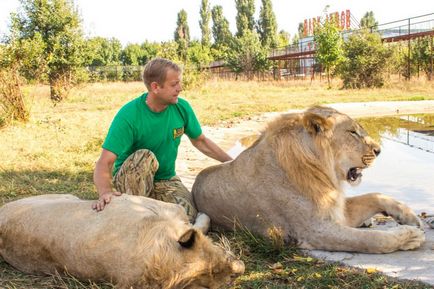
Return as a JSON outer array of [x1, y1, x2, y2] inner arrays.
[[192, 106, 425, 253]]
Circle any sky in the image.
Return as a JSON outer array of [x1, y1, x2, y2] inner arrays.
[[0, 0, 433, 46]]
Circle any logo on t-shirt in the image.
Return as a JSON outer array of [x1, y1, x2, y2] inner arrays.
[[173, 127, 184, 139]]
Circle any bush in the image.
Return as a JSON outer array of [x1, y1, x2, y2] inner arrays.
[[338, 31, 391, 88], [0, 66, 29, 128]]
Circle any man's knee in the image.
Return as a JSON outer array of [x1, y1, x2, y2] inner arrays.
[[114, 149, 159, 196], [128, 149, 159, 173]]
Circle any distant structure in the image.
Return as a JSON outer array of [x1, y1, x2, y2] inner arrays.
[[208, 12, 434, 80]]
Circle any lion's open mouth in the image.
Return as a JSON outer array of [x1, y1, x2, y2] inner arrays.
[[347, 167, 363, 185]]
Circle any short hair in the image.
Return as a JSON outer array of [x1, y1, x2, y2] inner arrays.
[[143, 58, 181, 90]]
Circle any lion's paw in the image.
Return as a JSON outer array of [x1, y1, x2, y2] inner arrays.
[[392, 225, 425, 251], [391, 207, 424, 228]]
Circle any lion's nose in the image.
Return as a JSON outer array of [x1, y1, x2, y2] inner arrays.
[[374, 147, 381, 156]]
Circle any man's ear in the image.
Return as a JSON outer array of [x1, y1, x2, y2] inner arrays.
[[150, 81, 159, 93]]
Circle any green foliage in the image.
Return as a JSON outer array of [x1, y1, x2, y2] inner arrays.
[[121, 43, 144, 65], [211, 5, 232, 50], [257, 0, 278, 48], [227, 31, 271, 79], [337, 30, 391, 88], [277, 30, 290, 47], [413, 36, 433, 80], [297, 22, 304, 38], [84, 37, 121, 66], [235, 0, 255, 37], [187, 40, 213, 69], [314, 20, 343, 87], [174, 9, 190, 62], [11, 0, 86, 102], [199, 0, 211, 47], [360, 11, 378, 31], [157, 41, 179, 61]]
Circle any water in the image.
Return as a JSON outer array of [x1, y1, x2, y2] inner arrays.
[[348, 114, 434, 214]]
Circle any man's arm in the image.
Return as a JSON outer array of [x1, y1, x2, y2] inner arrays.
[[189, 134, 233, 162], [92, 149, 121, 211]]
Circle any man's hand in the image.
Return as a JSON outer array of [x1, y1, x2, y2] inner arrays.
[[92, 191, 122, 212]]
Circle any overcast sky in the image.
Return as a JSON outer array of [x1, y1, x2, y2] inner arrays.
[[0, 0, 432, 46]]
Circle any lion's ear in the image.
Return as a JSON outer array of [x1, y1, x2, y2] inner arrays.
[[303, 112, 334, 136]]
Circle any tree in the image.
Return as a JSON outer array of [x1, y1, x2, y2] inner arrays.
[[235, 0, 255, 37], [11, 0, 86, 102], [211, 6, 232, 50], [337, 30, 391, 88], [121, 44, 144, 66], [297, 22, 304, 38], [187, 40, 213, 68], [174, 9, 190, 62], [314, 20, 343, 87], [84, 37, 122, 66], [227, 31, 270, 79], [157, 41, 179, 61], [199, 0, 211, 47], [360, 11, 378, 31], [277, 30, 290, 47], [257, 0, 278, 48], [140, 41, 159, 63], [413, 36, 433, 80]]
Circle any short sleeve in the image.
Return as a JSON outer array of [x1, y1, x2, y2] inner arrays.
[[102, 113, 134, 156], [179, 99, 202, 139]]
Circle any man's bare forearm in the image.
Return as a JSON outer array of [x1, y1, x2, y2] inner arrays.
[[93, 160, 116, 196], [191, 135, 232, 162]]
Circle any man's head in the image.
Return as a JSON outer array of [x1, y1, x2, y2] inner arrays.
[[143, 58, 182, 105]]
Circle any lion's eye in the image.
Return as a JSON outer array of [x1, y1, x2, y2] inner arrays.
[[349, 130, 359, 137]]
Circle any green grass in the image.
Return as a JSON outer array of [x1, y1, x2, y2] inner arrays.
[[1, 79, 433, 288]]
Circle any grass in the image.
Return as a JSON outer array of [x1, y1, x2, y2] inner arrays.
[[1, 78, 434, 288]]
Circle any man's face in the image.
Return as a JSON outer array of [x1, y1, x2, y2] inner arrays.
[[154, 69, 182, 105]]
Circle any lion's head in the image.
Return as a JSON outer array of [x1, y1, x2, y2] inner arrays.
[[260, 106, 380, 202]]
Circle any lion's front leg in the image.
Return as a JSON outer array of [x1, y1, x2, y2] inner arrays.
[[345, 193, 423, 228], [299, 221, 425, 253]]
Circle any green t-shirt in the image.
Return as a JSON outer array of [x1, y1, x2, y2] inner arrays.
[[102, 92, 202, 180]]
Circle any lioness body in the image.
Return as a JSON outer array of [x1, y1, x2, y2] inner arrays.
[[0, 194, 244, 289], [193, 107, 425, 253]]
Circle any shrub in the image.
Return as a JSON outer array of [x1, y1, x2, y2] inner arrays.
[[338, 30, 391, 88], [0, 66, 29, 128]]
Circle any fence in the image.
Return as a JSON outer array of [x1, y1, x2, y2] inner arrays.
[[86, 65, 144, 82]]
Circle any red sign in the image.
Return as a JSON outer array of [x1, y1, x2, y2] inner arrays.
[[303, 9, 351, 37]]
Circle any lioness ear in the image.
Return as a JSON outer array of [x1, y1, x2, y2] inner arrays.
[[178, 228, 196, 248], [303, 112, 334, 135]]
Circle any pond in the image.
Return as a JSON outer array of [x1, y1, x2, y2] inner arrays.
[[349, 114, 434, 214]]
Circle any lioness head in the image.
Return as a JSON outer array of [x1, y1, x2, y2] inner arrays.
[[267, 106, 381, 190], [173, 228, 245, 289]]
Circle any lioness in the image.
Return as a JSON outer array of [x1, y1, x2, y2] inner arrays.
[[0, 194, 244, 289], [192, 106, 425, 253]]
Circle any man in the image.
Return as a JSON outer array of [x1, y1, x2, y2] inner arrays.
[[92, 58, 232, 228]]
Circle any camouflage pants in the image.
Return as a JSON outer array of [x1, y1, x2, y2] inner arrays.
[[113, 149, 197, 220]]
